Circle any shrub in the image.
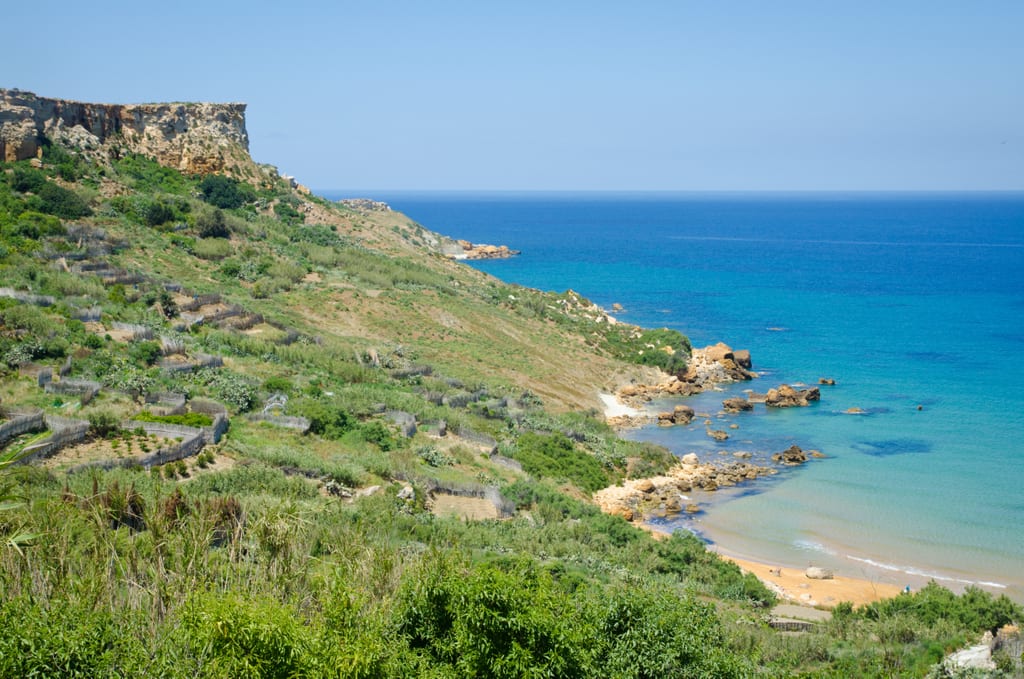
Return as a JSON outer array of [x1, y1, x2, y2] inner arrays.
[[87, 411, 120, 438], [128, 340, 162, 366], [199, 174, 254, 209], [512, 431, 613, 492], [193, 238, 233, 260], [9, 166, 48, 193], [36, 182, 92, 218], [195, 207, 230, 238], [141, 199, 175, 227], [182, 592, 314, 678]]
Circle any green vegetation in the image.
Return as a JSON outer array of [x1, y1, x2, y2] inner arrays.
[[133, 410, 214, 427], [0, 136, 1019, 678]]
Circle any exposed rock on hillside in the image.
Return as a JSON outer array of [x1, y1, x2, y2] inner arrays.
[[0, 88, 249, 174]]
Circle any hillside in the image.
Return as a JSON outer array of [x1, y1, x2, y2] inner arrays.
[[1, 90, 1020, 678]]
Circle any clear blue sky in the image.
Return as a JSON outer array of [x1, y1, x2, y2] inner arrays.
[[6, 1, 1023, 191]]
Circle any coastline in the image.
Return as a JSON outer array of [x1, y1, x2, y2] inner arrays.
[[601, 378, 918, 609], [720, 553, 904, 608]]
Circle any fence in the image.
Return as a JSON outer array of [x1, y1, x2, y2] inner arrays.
[[178, 293, 222, 312], [0, 288, 55, 307], [111, 322, 154, 341], [385, 411, 417, 438], [0, 411, 45, 446], [19, 416, 90, 464], [454, 427, 498, 454], [66, 431, 206, 474], [143, 392, 187, 416], [44, 379, 102, 405], [72, 306, 103, 322], [395, 473, 516, 518], [249, 414, 311, 433]]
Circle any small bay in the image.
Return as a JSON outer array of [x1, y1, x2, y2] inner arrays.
[[325, 191, 1024, 599]]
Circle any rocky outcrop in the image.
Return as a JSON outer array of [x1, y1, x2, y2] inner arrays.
[[594, 455, 777, 522], [449, 240, 520, 260], [0, 88, 249, 174], [685, 342, 756, 385], [772, 445, 813, 465], [764, 384, 820, 408], [657, 404, 694, 426], [722, 396, 753, 413], [616, 343, 754, 407]]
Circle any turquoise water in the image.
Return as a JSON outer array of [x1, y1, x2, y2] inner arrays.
[[327, 191, 1024, 598]]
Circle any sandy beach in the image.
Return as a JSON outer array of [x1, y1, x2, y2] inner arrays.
[[722, 553, 904, 608]]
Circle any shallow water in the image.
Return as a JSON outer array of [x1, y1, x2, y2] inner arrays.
[[326, 191, 1024, 599]]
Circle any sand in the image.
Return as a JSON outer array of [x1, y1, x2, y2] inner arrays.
[[723, 554, 904, 608], [599, 392, 642, 418]]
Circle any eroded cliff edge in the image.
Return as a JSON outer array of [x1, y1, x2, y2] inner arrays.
[[0, 88, 249, 174]]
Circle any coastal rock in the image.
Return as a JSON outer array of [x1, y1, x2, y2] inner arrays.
[[772, 445, 808, 465], [722, 396, 753, 413], [819, 377, 836, 385], [765, 384, 821, 408], [707, 429, 729, 441], [805, 566, 834, 580], [593, 460, 777, 525], [451, 239, 521, 260], [657, 404, 695, 425], [684, 342, 756, 385]]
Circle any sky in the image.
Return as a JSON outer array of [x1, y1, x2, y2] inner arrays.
[[5, 1, 1023, 191]]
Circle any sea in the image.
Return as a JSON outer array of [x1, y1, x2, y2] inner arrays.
[[323, 191, 1024, 600]]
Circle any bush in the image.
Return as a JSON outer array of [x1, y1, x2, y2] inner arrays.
[[141, 199, 174, 227], [512, 431, 613, 492], [9, 166, 48, 193], [128, 340, 162, 366], [182, 592, 314, 678], [36, 182, 93, 218], [199, 175, 254, 209], [195, 207, 230, 238], [87, 411, 120, 438]]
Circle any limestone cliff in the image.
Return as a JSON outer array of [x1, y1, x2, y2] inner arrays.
[[0, 88, 249, 174]]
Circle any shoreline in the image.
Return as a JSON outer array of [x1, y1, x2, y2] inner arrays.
[[719, 552, 904, 608], [641, 522, 904, 608]]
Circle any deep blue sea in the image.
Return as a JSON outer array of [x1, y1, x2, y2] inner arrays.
[[325, 191, 1024, 599]]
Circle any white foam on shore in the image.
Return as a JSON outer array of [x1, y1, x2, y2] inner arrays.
[[847, 556, 1008, 590], [599, 393, 641, 418]]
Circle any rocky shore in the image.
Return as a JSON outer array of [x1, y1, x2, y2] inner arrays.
[[599, 341, 826, 528], [449, 239, 520, 260], [594, 453, 778, 522]]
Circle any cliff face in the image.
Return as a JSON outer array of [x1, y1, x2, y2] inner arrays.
[[0, 88, 249, 174]]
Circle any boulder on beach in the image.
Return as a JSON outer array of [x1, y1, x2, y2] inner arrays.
[[805, 566, 834, 580], [681, 453, 700, 466]]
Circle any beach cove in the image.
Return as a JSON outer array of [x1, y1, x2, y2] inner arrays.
[[359, 191, 1024, 604]]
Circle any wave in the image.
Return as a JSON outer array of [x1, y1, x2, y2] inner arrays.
[[847, 555, 1007, 589], [793, 540, 837, 555]]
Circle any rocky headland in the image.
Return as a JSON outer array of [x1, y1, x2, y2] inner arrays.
[[1, 88, 250, 175]]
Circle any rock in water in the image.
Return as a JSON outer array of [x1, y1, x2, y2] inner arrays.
[[772, 445, 808, 465], [722, 396, 753, 413]]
